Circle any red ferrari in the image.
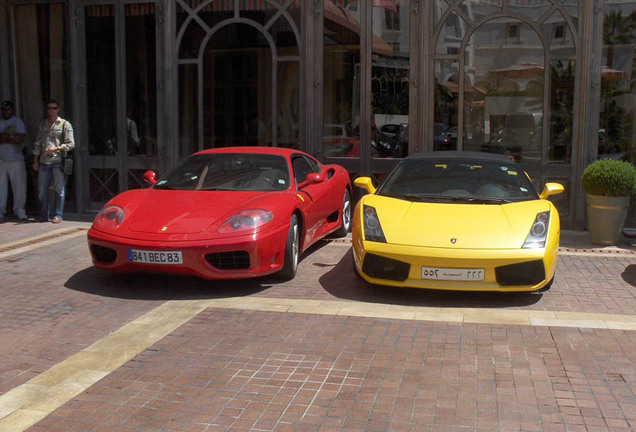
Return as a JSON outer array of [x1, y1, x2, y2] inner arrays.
[[87, 147, 352, 280]]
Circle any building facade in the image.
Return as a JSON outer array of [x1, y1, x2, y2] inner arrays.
[[1, 0, 635, 229]]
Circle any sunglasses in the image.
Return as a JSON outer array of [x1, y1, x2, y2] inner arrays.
[[47, 106, 59, 110]]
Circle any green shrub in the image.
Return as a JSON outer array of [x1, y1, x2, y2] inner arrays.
[[581, 159, 636, 196]]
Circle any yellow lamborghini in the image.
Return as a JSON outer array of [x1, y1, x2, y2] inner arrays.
[[352, 151, 564, 292]]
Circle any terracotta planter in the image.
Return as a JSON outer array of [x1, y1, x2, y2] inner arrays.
[[586, 194, 632, 245]]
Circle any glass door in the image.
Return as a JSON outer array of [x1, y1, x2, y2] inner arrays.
[[81, 1, 159, 210], [123, 3, 159, 188]]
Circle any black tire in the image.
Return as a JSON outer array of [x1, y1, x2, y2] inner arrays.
[[333, 189, 351, 238], [279, 214, 299, 279], [536, 277, 554, 292]]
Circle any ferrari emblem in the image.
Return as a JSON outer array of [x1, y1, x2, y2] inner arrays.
[[161, 226, 168, 232], [450, 238, 457, 244]]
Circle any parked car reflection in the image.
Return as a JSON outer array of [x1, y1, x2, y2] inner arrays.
[[434, 123, 457, 151]]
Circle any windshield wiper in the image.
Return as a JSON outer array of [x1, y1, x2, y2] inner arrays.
[[451, 196, 513, 204], [198, 187, 235, 191], [384, 193, 513, 204], [382, 193, 448, 202]]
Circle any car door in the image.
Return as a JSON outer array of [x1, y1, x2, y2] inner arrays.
[[292, 155, 335, 247]]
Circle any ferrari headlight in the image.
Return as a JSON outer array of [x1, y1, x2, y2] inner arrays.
[[523, 211, 550, 248], [218, 209, 273, 233], [363, 205, 386, 243], [97, 205, 125, 229]]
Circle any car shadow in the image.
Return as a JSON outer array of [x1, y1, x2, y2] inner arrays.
[[65, 267, 273, 300], [318, 249, 543, 308], [622, 264, 636, 287]]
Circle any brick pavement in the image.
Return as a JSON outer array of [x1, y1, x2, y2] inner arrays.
[[0, 215, 635, 431]]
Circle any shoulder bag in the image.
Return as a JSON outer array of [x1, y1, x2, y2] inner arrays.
[[59, 121, 74, 176]]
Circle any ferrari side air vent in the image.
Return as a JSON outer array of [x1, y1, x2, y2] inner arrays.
[[91, 245, 117, 264], [206, 251, 250, 270], [362, 253, 410, 281], [327, 210, 339, 223], [495, 260, 545, 286]]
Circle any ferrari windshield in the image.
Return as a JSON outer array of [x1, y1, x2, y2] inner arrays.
[[154, 153, 290, 191], [378, 157, 538, 203]]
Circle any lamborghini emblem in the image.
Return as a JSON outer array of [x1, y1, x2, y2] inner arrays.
[[161, 226, 168, 232], [450, 238, 457, 244]]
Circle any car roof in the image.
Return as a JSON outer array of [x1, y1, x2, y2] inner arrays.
[[405, 151, 515, 163], [194, 146, 305, 157]]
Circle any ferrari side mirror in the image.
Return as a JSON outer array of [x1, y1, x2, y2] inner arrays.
[[539, 182, 564, 199], [354, 177, 376, 194], [298, 172, 323, 189], [143, 170, 157, 186]]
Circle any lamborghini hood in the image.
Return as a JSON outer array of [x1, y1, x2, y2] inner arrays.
[[365, 195, 552, 249], [116, 190, 282, 235]]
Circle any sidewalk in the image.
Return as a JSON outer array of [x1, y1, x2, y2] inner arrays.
[[1, 216, 636, 431]]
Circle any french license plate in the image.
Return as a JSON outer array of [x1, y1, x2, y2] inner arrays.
[[421, 267, 484, 281], [128, 249, 183, 265]]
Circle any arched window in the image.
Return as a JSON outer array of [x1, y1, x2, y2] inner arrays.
[[433, 0, 578, 165], [176, 0, 301, 156]]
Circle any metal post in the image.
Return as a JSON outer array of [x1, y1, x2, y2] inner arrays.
[[572, 0, 604, 230], [359, 0, 372, 176]]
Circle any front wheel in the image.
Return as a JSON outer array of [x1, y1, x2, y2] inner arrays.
[[278, 214, 299, 279], [333, 189, 351, 238]]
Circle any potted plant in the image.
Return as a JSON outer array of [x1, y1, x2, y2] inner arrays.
[[581, 159, 636, 245]]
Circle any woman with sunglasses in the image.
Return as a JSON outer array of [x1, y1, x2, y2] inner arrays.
[[32, 99, 75, 223]]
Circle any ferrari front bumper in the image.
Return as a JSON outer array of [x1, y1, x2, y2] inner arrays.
[[87, 223, 289, 280]]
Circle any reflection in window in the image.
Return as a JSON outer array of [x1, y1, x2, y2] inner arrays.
[[278, 61, 300, 149], [434, 60, 460, 152], [506, 23, 520, 44], [203, 30, 271, 149], [125, 4, 157, 160], [86, 6, 117, 158], [384, 6, 400, 31], [466, 19, 544, 163], [176, 1, 300, 155], [323, 2, 361, 159], [323, 1, 410, 160], [435, 11, 466, 54], [550, 60, 574, 163], [600, 7, 635, 163], [507, 0, 551, 18], [179, 64, 197, 157], [543, 10, 576, 54], [372, 63, 409, 158], [372, 2, 409, 160], [553, 24, 565, 41]]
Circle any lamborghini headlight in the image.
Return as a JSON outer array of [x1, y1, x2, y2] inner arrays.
[[218, 209, 273, 233], [523, 211, 550, 249], [96, 205, 125, 229], [363, 205, 386, 243]]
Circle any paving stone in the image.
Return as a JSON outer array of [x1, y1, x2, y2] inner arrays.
[[0, 218, 635, 431]]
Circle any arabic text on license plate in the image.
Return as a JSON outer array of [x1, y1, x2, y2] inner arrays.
[[128, 249, 183, 265], [421, 267, 484, 281]]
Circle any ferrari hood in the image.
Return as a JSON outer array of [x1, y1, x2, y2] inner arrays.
[[365, 195, 552, 249], [123, 190, 280, 234]]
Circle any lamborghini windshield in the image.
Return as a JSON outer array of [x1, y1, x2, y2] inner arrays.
[[154, 153, 290, 191], [378, 157, 538, 203]]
